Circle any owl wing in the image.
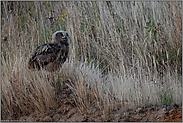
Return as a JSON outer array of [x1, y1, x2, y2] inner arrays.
[[28, 43, 68, 69]]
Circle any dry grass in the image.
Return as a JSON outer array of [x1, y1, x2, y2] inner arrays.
[[1, 1, 182, 119]]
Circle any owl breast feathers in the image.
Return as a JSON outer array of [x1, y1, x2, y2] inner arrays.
[[28, 30, 69, 71]]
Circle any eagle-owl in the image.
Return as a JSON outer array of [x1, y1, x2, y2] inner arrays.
[[28, 30, 69, 71]]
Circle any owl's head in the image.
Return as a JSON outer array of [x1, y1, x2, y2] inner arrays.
[[52, 30, 69, 45]]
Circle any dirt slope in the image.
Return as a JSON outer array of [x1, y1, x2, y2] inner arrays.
[[2, 82, 182, 122]]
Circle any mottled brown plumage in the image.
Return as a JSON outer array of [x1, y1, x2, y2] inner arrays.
[[28, 30, 69, 71]]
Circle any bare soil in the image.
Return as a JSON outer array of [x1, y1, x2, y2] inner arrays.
[[17, 101, 182, 122], [1, 81, 182, 122]]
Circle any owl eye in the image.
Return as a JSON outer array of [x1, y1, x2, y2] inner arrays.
[[60, 33, 63, 37]]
